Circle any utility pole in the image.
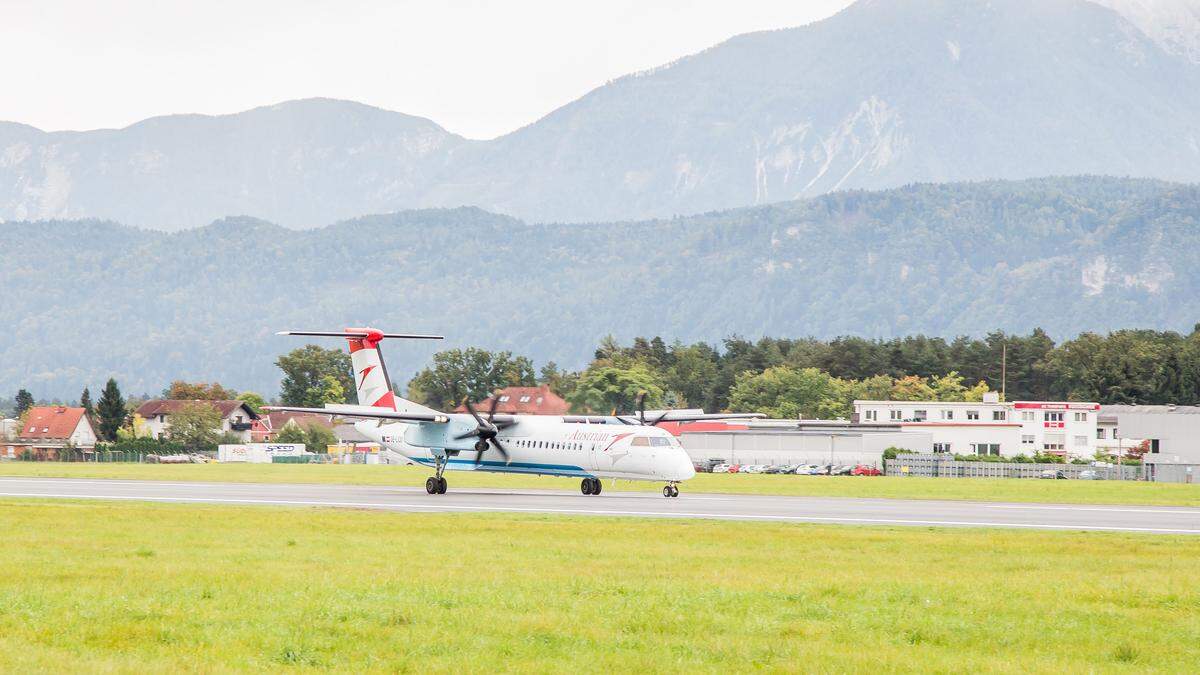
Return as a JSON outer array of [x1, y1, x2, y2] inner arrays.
[[1001, 343, 1007, 401]]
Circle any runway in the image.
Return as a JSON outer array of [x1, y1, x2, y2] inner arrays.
[[1, 477, 1199, 533]]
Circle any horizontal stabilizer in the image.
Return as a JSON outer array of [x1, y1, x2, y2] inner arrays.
[[277, 330, 443, 340]]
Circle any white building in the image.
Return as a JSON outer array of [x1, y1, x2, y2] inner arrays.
[[134, 399, 259, 442], [1011, 401, 1100, 458], [852, 396, 1099, 459]]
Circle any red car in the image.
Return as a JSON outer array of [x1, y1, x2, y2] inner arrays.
[[851, 464, 882, 476]]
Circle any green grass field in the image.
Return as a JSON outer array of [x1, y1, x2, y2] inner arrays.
[[2, 461, 1199, 506], [1, 500, 1197, 672]]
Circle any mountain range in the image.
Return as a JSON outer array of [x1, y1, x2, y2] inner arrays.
[[2, 0, 1199, 230], [2, 176, 1198, 398]]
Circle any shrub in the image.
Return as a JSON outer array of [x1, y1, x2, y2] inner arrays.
[[882, 447, 915, 460], [97, 437, 188, 457]]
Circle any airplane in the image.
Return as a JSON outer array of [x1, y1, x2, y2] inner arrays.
[[265, 328, 764, 497]]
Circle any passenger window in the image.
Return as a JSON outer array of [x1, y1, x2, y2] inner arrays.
[[631, 437, 650, 446], [650, 437, 670, 447]]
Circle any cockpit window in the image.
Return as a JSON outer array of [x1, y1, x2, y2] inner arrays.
[[649, 437, 671, 447], [631, 437, 650, 446]]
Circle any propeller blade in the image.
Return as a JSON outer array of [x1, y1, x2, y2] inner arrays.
[[489, 437, 510, 463], [651, 411, 671, 426], [636, 391, 646, 425], [453, 429, 481, 440], [475, 446, 485, 464], [487, 393, 500, 422], [462, 397, 485, 427]]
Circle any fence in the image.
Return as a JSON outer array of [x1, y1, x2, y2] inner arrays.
[[2, 448, 205, 463], [1144, 463, 1200, 484], [885, 454, 1143, 480]]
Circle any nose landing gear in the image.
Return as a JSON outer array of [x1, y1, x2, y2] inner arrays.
[[662, 483, 679, 498], [580, 477, 602, 495], [425, 455, 448, 494]]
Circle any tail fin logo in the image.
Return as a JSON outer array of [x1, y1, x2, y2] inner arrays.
[[357, 365, 377, 390]]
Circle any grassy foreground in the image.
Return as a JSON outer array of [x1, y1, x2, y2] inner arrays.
[[2, 461, 1200, 506], [2, 500, 1199, 672]]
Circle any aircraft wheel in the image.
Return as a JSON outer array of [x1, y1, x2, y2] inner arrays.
[[670, 485, 679, 498], [426, 477, 438, 495], [663, 485, 672, 498], [593, 479, 602, 496], [581, 479, 593, 495], [474, 439, 488, 453], [437, 477, 448, 494]]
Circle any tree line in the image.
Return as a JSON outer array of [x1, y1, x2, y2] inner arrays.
[[8, 326, 1199, 426], [402, 327, 1200, 415]]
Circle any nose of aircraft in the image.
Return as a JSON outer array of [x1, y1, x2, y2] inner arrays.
[[673, 452, 696, 481]]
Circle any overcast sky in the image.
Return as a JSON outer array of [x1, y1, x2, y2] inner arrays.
[[2, 0, 852, 139]]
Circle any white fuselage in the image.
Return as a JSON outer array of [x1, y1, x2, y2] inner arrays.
[[357, 415, 696, 482]]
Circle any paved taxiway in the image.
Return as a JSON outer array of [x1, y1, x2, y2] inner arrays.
[[1, 477, 1198, 533]]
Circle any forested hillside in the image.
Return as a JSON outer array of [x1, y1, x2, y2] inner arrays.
[[1, 176, 1198, 398]]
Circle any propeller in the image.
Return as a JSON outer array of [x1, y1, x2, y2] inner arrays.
[[616, 391, 671, 426], [455, 394, 513, 464]]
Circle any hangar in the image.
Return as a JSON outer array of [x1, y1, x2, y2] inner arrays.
[[677, 421, 931, 467], [1103, 405, 1200, 483]]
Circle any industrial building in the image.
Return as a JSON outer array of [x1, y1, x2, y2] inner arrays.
[[1102, 405, 1200, 483], [678, 420, 930, 467]]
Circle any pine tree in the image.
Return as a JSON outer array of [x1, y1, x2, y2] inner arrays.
[[14, 389, 34, 416], [96, 378, 126, 442], [80, 387, 94, 418]]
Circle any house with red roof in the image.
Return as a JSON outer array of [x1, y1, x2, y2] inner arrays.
[[453, 385, 570, 416], [135, 399, 259, 442], [3, 406, 97, 460], [251, 410, 334, 442]]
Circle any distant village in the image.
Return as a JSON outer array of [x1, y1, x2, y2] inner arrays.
[[4, 332, 1200, 483]]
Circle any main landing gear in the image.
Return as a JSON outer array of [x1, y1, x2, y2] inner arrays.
[[662, 483, 679, 498], [580, 478, 603, 495], [425, 455, 448, 494]]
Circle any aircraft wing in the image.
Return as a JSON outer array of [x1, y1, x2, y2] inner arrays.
[[562, 412, 766, 425], [649, 412, 766, 423], [263, 405, 450, 424]]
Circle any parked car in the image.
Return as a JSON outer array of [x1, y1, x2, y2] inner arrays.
[[851, 464, 882, 476], [763, 465, 789, 474], [1039, 469, 1067, 480], [797, 464, 822, 475], [727, 464, 741, 473], [830, 464, 853, 476], [711, 464, 731, 473]]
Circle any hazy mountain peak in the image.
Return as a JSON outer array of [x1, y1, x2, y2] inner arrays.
[[1094, 0, 1200, 63], [1, 0, 1198, 229]]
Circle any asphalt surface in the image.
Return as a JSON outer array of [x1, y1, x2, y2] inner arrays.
[[1, 477, 1198, 533]]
